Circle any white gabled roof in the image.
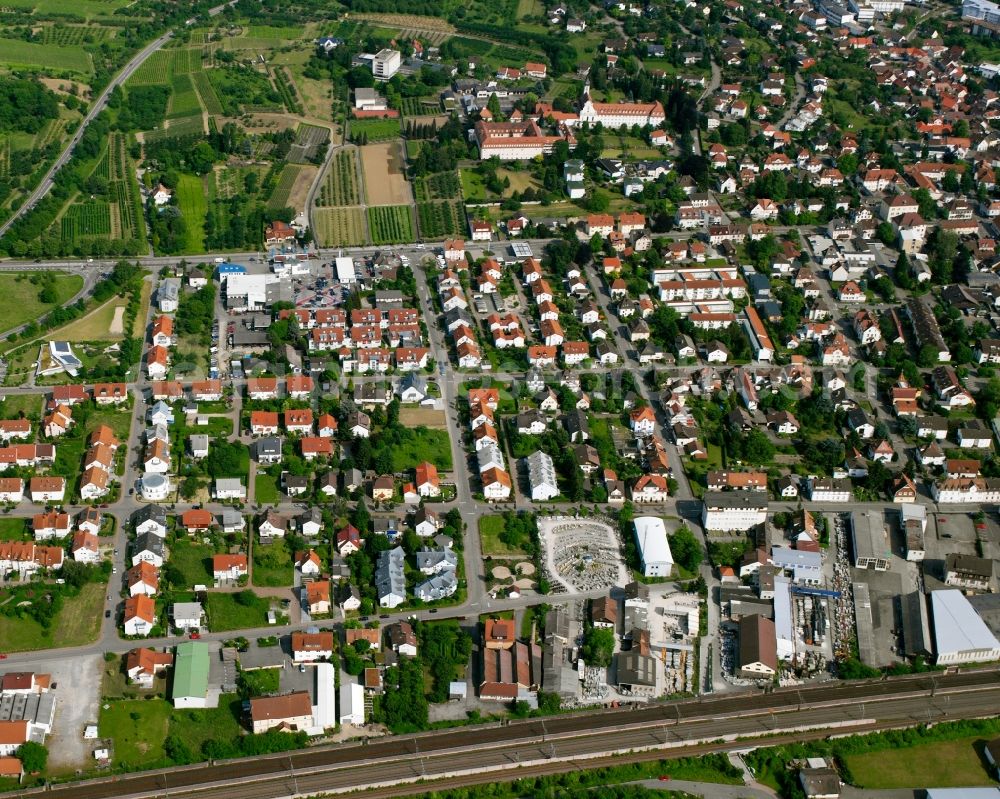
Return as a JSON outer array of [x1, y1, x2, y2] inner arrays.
[[633, 516, 673, 566]]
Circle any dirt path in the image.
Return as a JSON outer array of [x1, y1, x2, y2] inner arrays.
[[109, 306, 125, 335]]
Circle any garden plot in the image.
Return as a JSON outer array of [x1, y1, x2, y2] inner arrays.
[[288, 123, 330, 164], [314, 207, 366, 247], [360, 142, 412, 205], [537, 516, 628, 593]]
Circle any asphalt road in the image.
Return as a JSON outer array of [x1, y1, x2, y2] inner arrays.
[[8, 669, 996, 799]]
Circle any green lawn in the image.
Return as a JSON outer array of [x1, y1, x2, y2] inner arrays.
[[255, 473, 281, 504], [0, 518, 27, 541], [0, 394, 41, 420], [0, 272, 84, 336], [85, 405, 135, 443], [169, 539, 216, 588], [460, 169, 487, 201], [206, 592, 271, 631], [252, 541, 293, 587], [181, 416, 234, 439], [349, 117, 401, 141], [99, 699, 171, 768], [388, 428, 452, 472], [844, 736, 998, 789], [168, 696, 243, 756], [479, 515, 527, 558], [176, 174, 208, 253]]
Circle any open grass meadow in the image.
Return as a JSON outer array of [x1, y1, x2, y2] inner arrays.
[[387, 426, 452, 472], [843, 736, 998, 789], [169, 539, 216, 589], [168, 697, 243, 756], [99, 699, 171, 768], [0, 272, 83, 335], [252, 541, 293, 587], [176, 173, 209, 252], [206, 592, 271, 631], [0, 393, 42, 421], [255, 472, 281, 504], [0, 582, 104, 652], [52, 294, 129, 341], [479, 514, 527, 558], [0, 518, 28, 541], [348, 116, 401, 142]]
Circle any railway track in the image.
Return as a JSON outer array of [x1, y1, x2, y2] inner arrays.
[[5, 668, 995, 799]]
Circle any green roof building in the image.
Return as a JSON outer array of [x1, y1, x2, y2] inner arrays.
[[172, 641, 210, 708]]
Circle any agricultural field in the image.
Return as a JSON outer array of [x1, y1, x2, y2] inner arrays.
[[368, 205, 414, 245], [127, 50, 175, 87], [171, 47, 201, 75], [5, 0, 134, 18], [413, 171, 461, 202], [266, 163, 315, 214], [191, 71, 224, 116], [360, 142, 411, 205], [213, 165, 267, 200], [206, 66, 282, 115], [144, 115, 204, 142], [59, 132, 144, 249], [167, 74, 203, 120], [318, 149, 362, 206], [314, 207, 366, 247], [0, 37, 92, 73], [417, 200, 466, 240], [397, 96, 442, 117], [348, 117, 401, 143], [176, 174, 208, 252], [60, 202, 112, 240], [351, 13, 455, 39], [36, 24, 113, 45], [288, 123, 329, 164]]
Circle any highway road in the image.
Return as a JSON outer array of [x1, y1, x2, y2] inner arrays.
[[5, 669, 996, 799], [0, 33, 173, 240]]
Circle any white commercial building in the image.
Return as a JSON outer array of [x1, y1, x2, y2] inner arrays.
[[339, 680, 365, 725], [224, 273, 279, 312], [773, 576, 796, 660], [633, 516, 674, 578], [931, 589, 1000, 665], [313, 663, 337, 730], [335, 256, 357, 284], [702, 491, 768, 532], [372, 49, 401, 80]]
